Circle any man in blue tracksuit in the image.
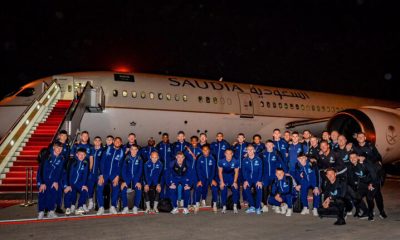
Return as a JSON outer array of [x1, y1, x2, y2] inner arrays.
[[156, 133, 173, 199], [172, 131, 190, 157], [120, 144, 143, 214], [87, 136, 103, 211], [210, 132, 231, 163], [195, 145, 218, 213], [262, 140, 287, 212], [268, 168, 295, 216], [63, 148, 89, 215], [233, 133, 249, 203], [288, 131, 307, 174], [37, 141, 65, 219], [294, 153, 320, 216], [272, 129, 289, 166], [70, 131, 94, 167], [96, 137, 125, 215], [252, 134, 265, 158], [140, 138, 157, 162], [143, 151, 163, 213], [184, 136, 201, 206], [123, 133, 139, 154], [169, 152, 193, 214], [218, 149, 239, 214], [242, 145, 263, 214]]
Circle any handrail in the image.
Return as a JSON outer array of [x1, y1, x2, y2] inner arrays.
[[0, 80, 58, 146], [50, 99, 75, 144], [67, 82, 92, 120]]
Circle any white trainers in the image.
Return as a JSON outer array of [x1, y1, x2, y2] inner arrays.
[[145, 208, 151, 214], [280, 204, 288, 214], [109, 206, 118, 214], [132, 206, 138, 215], [65, 208, 71, 216], [286, 208, 293, 217], [153, 208, 159, 214], [48, 211, 58, 218], [121, 207, 129, 214], [180, 200, 184, 207], [262, 205, 269, 213], [274, 206, 281, 214], [70, 205, 76, 213], [313, 208, 319, 217], [301, 207, 310, 215], [183, 208, 190, 215], [194, 203, 200, 214], [221, 206, 227, 214], [38, 211, 45, 219], [75, 207, 85, 215], [212, 202, 218, 213], [97, 207, 105, 215], [88, 199, 94, 210], [201, 200, 206, 207], [82, 204, 89, 213], [171, 207, 179, 214], [233, 205, 238, 214]]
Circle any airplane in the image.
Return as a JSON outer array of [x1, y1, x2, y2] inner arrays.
[[0, 71, 399, 168]]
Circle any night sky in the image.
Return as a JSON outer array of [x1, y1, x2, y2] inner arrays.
[[1, 1, 398, 101]]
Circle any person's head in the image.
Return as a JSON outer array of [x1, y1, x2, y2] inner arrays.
[[297, 153, 307, 166], [201, 145, 210, 157], [176, 151, 185, 165], [357, 132, 367, 144], [338, 135, 347, 148], [291, 131, 299, 144], [130, 144, 139, 156], [276, 168, 285, 180], [177, 131, 185, 142], [106, 135, 114, 146], [283, 131, 291, 142], [127, 133, 136, 144], [190, 136, 199, 147], [58, 130, 68, 143], [148, 138, 155, 147], [150, 151, 159, 163], [320, 140, 330, 153], [272, 128, 281, 140], [310, 136, 318, 147], [322, 131, 330, 141], [224, 149, 233, 161], [265, 140, 274, 152], [326, 168, 337, 183], [162, 133, 169, 143], [80, 131, 89, 143], [349, 152, 358, 165], [93, 136, 102, 147], [216, 132, 224, 142], [330, 130, 339, 142], [246, 145, 255, 157], [199, 133, 207, 144], [53, 141, 63, 156], [253, 134, 262, 144], [76, 148, 87, 161], [237, 133, 245, 143], [303, 130, 311, 140], [113, 137, 122, 149]]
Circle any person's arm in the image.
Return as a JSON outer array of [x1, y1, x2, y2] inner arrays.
[[218, 167, 224, 184], [82, 163, 89, 187], [257, 159, 263, 182], [143, 163, 149, 186], [121, 158, 127, 183]]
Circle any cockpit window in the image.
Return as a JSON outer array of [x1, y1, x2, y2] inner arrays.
[[16, 88, 35, 97]]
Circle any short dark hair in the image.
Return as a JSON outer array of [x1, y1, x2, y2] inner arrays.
[[177, 131, 185, 135], [253, 134, 261, 139], [237, 133, 245, 137], [273, 128, 281, 133], [94, 136, 102, 140], [162, 133, 169, 137], [297, 153, 306, 158], [128, 133, 136, 137], [276, 167, 284, 172], [106, 135, 114, 139], [76, 148, 87, 154], [59, 130, 68, 135], [292, 131, 299, 136], [201, 145, 210, 150], [81, 131, 89, 135], [190, 136, 199, 141], [326, 167, 337, 174], [266, 140, 274, 144]]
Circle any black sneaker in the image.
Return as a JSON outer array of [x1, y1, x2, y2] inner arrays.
[[55, 207, 65, 214], [379, 211, 388, 219], [368, 216, 374, 221], [334, 219, 346, 225], [353, 211, 360, 218], [359, 213, 369, 220]]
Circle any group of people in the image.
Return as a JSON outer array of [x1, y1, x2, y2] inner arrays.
[[36, 128, 387, 225]]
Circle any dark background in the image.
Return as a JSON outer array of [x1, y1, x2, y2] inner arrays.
[[0, 1, 398, 101]]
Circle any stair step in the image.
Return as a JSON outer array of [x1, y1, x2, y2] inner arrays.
[[0, 184, 38, 192], [1, 178, 37, 184]]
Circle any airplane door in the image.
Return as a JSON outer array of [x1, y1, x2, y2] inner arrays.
[[238, 93, 254, 117], [53, 75, 74, 100]]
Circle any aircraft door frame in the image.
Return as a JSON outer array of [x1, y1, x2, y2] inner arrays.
[[238, 93, 254, 118], [53, 75, 75, 100]]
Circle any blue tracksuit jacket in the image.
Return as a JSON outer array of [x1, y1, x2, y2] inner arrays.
[[210, 140, 231, 163], [143, 160, 163, 186], [242, 156, 263, 184], [121, 154, 143, 185], [99, 147, 125, 180]]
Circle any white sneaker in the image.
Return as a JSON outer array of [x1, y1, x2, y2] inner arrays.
[[262, 205, 269, 213], [286, 208, 293, 217], [88, 199, 94, 210], [97, 207, 104, 215], [171, 207, 179, 214], [82, 204, 89, 213], [65, 208, 71, 216], [301, 207, 310, 215], [221, 206, 227, 214], [153, 208, 159, 214], [183, 208, 190, 215], [38, 211, 45, 219], [274, 206, 281, 214], [313, 208, 319, 217], [75, 207, 85, 215], [233, 205, 238, 214], [121, 207, 129, 214], [132, 206, 138, 215], [180, 200, 184, 207], [280, 204, 287, 214], [212, 202, 218, 213], [201, 200, 206, 207], [271, 206, 277, 210], [109, 206, 118, 214], [145, 208, 151, 214], [48, 211, 58, 218], [70, 205, 76, 213]]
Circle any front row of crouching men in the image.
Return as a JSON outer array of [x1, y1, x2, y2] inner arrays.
[[37, 131, 387, 226]]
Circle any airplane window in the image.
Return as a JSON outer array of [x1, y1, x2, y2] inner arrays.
[[183, 95, 188, 102], [113, 90, 118, 97], [175, 94, 180, 101], [158, 93, 163, 100], [16, 88, 36, 97], [306, 105, 310, 111], [295, 104, 299, 110], [266, 101, 271, 108], [278, 103, 282, 109], [322, 106, 325, 112], [317, 105, 320, 111], [289, 104, 294, 109], [122, 90, 128, 97], [198, 96, 203, 103], [301, 104, 305, 110], [140, 91, 146, 99], [149, 92, 155, 99], [249, 100, 253, 107], [284, 103, 288, 109], [273, 102, 277, 108], [131, 91, 137, 98], [206, 96, 210, 103], [166, 93, 171, 101], [260, 101, 264, 107], [312, 105, 315, 111], [220, 97, 225, 104], [213, 97, 218, 104], [227, 98, 232, 105]]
